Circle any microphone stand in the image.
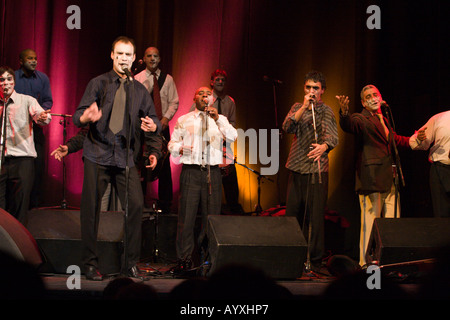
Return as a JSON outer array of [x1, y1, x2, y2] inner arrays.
[[304, 99, 322, 273], [235, 161, 273, 215], [382, 104, 404, 218], [310, 100, 322, 184], [205, 110, 211, 197], [48, 113, 78, 209], [0, 96, 7, 173], [124, 77, 133, 276], [269, 80, 282, 205]]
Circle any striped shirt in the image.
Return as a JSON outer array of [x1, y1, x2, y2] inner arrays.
[[282, 101, 338, 174]]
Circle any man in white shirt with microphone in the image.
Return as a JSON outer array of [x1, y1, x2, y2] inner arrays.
[[168, 86, 237, 275]]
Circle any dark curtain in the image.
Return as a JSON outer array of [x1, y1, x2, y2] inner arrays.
[[1, 0, 449, 258]]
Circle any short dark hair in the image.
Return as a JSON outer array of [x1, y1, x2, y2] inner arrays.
[[304, 70, 326, 90], [0, 66, 15, 82], [211, 69, 228, 81], [111, 36, 136, 54], [19, 49, 36, 61]]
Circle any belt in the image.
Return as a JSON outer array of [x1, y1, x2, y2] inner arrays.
[[184, 164, 218, 171]]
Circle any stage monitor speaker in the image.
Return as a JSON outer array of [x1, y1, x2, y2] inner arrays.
[[25, 210, 124, 275], [366, 218, 450, 265], [207, 215, 307, 279], [0, 208, 42, 267]]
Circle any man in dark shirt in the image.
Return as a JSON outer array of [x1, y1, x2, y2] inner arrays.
[[15, 49, 53, 208], [72, 36, 162, 281]]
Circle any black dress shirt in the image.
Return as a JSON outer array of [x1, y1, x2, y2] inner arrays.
[[73, 70, 162, 168]]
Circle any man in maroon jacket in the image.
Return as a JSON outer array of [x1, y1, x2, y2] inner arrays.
[[337, 85, 410, 266]]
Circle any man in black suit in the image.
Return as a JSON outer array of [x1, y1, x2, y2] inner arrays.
[[337, 85, 410, 266]]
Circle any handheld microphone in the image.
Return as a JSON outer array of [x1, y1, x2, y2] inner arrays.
[[204, 95, 214, 107], [123, 68, 133, 81], [203, 98, 210, 113], [381, 101, 389, 108]]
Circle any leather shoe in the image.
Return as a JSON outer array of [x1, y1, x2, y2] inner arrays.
[[85, 266, 103, 281], [125, 265, 149, 280]]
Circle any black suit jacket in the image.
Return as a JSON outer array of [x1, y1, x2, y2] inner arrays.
[[340, 108, 410, 194]]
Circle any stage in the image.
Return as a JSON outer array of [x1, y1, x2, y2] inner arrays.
[[1, 208, 448, 302], [38, 263, 422, 301]]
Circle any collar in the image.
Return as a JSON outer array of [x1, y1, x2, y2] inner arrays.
[[361, 108, 381, 118], [305, 100, 324, 111], [146, 68, 160, 77], [109, 69, 127, 83], [18, 68, 37, 78], [193, 107, 208, 119], [1, 90, 17, 104]]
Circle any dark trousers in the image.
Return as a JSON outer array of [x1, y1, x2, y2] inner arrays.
[[285, 171, 328, 266], [81, 159, 144, 272], [177, 164, 222, 262], [430, 162, 450, 217], [0, 157, 34, 223], [142, 127, 173, 212]]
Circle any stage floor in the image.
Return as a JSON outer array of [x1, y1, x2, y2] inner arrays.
[[39, 262, 422, 301]]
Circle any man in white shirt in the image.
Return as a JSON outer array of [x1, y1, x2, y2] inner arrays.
[[135, 47, 179, 213], [410, 110, 450, 217], [189, 69, 242, 215], [0, 66, 51, 223], [168, 86, 237, 273]]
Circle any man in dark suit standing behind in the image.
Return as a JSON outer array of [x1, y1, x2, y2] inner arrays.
[[337, 85, 410, 266]]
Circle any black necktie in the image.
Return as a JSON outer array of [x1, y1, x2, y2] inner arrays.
[[152, 72, 162, 119], [217, 97, 222, 115], [109, 78, 126, 134]]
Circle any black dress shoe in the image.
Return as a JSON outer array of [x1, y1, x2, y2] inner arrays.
[[85, 266, 103, 281], [125, 265, 149, 280]]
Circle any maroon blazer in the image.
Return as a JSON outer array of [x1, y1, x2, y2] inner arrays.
[[339, 108, 410, 194]]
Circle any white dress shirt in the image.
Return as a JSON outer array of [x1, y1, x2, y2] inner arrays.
[[409, 110, 450, 165], [189, 93, 237, 164], [135, 68, 179, 120], [168, 108, 238, 166], [1, 91, 51, 157]]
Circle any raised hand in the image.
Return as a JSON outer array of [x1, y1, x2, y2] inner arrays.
[[336, 95, 350, 115]]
